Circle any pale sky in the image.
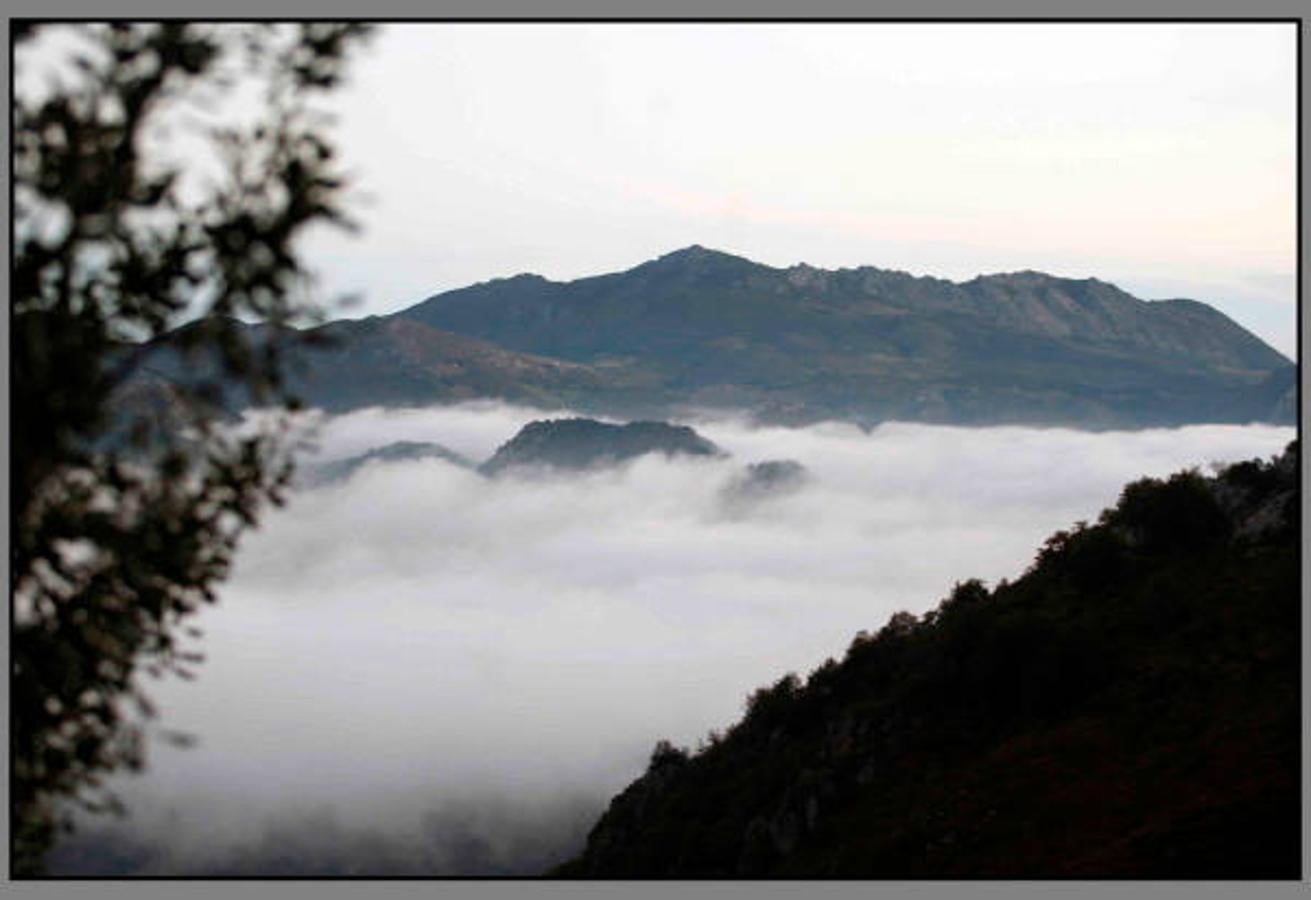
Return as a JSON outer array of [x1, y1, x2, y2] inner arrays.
[[56, 21, 1270, 360], [18, 22, 1298, 355]]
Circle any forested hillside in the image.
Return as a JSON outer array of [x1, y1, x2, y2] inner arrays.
[[555, 442, 1300, 878]]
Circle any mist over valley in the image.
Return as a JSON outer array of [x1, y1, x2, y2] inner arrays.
[[46, 402, 1294, 875]]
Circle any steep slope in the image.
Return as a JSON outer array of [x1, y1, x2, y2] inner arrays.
[[401, 247, 1294, 427], [283, 317, 622, 412], [553, 443, 1300, 878], [127, 315, 658, 416]]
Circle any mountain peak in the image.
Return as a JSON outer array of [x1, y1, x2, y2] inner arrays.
[[480, 417, 725, 475], [663, 243, 711, 256], [651, 245, 747, 265]]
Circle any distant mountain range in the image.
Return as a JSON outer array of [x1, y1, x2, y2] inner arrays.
[[132, 247, 1297, 429], [294, 418, 808, 501]]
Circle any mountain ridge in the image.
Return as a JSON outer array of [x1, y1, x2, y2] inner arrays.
[[394, 246, 1292, 427], [411, 246, 1289, 356], [407, 246, 1288, 369], [125, 246, 1296, 429]]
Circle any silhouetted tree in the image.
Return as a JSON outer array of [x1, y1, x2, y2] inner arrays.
[[938, 578, 989, 615], [879, 609, 920, 638], [12, 21, 372, 874], [1103, 471, 1230, 553], [649, 739, 690, 771]]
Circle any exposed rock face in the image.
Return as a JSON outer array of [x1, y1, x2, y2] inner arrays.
[[480, 418, 724, 476], [552, 443, 1300, 878]]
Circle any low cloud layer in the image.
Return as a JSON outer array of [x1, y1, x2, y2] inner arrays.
[[48, 403, 1294, 875]]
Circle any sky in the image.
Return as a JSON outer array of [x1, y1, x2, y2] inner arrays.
[[295, 22, 1298, 357], [48, 404, 1294, 875]]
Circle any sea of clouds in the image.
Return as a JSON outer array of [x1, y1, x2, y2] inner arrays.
[[47, 401, 1295, 875]]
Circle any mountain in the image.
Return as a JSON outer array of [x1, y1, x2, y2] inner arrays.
[[297, 440, 473, 488], [125, 248, 1295, 429], [281, 317, 658, 414], [398, 246, 1294, 427], [127, 315, 647, 417], [480, 418, 724, 476], [552, 442, 1299, 878]]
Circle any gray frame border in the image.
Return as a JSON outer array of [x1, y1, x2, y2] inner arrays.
[[3, 2, 1306, 899]]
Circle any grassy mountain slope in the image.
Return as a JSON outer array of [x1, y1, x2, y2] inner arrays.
[[126, 315, 665, 418], [123, 248, 1295, 428], [553, 442, 1300, 878], [401, 247, 1294, 427]]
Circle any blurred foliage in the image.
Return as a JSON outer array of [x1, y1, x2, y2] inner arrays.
[[556, 443, 1299, 877], [11, 21, 372, 874]]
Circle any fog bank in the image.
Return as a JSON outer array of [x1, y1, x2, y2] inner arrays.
[[48, 403, 1294, 875]]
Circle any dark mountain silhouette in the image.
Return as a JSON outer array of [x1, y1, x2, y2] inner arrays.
[[297, 441, 474, 488], [552, 442, 1299, 878], [480, 418, 724, 476], [125, 248, 1294, 429]]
